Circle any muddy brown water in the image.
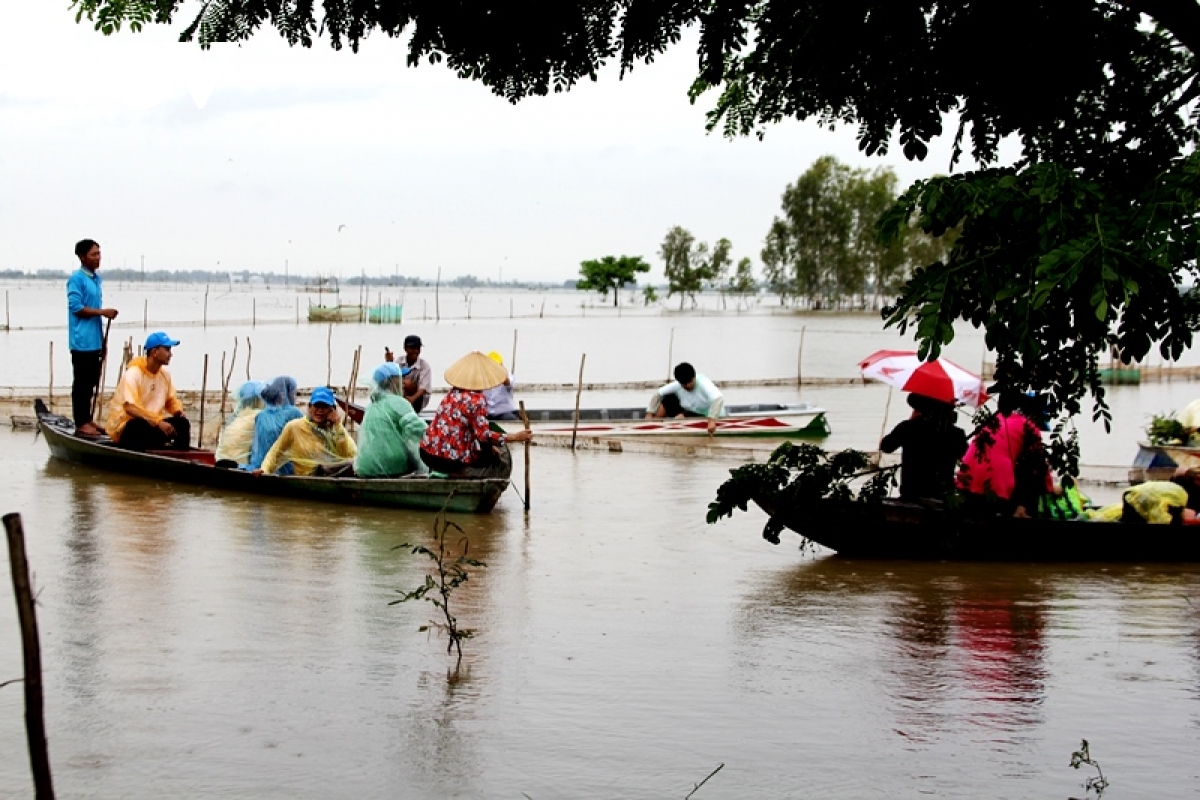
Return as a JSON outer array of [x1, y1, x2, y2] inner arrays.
[[5, 285, 1200, 796]]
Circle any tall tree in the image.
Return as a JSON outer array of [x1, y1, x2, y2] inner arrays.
[[659, 226, 699, 309], [74, 0, 1200, 433], [576, 255, 650, 307], [727, 257, 757, 310]]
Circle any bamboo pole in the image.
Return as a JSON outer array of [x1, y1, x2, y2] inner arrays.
[[198, 353, 209, 446], [519, 400, 531, 512], [346, 345, 361, 427], [511, 328, 518, 375], [4, 513, 56, 800], [47, 342, 53, 411], [90, 318, 113, 423], [143, 298, 147, 330], [797, 326, 806, 388], [666, 328, 675, 381], [252, 298, 256, 328], [245, 337, 252, 380], [217, 338, 237, 437], [875, 386, 894, 465], [295, 296, 299, 324], [571, 353, 586, 451], [203, 285, 209, 329], [435, 267, 441, 322], [326, 324, 333, 386], [5, 289, 10, 330]]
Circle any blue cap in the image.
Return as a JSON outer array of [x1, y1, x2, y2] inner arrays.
[[373, 362, 401, 384], [145, 331, 180, 351], [310, 386, 336, 407]]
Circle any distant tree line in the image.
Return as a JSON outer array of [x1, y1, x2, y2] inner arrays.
[[576, 155, 957, 311]]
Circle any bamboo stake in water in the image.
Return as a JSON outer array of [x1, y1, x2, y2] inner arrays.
[[326, 324, 333, 386], [4, 513, 56, 800], [203, 285, 209, 329], [245, 337, 252, 381], [571, 353, 586, 451], [47, 342, 53, 411], [666, 328, 675, 380], [875, 386, 894, 465], [198, 353, 209, 446], [252, 298, 256, 328], [797, 326, 806, 388], [143, 298, 147, 330], [519, 400, 531, 512], [5, 289, 10, 330], [511, 328, 518, 375]]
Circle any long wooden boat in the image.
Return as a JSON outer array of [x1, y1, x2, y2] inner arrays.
[[308, 303, 364, 323], [337, 400, 829, 438], [1133, 441, 1200, 478], [751, 495, 1200, 562], [523, 403, 830, 438], [34, 401, 507, 513]]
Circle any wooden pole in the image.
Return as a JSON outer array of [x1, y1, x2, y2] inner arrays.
[[511, 328, 518, 375], [47, 342, 53, 411], [5, 289, 9, 330], [245, 337, 252, 380], [435, 267, 441, 322], [252, 298, 257, 328], [326, 324, 333, 386], [666, 328, 675, 381], [143, 298, 148, 330], [90, 317, 113, 423], [295, 296, 299, 325], [198, 353, 209, 446], [519, 400, 531, 512], [571, 353, 586, 451], [876, 386, 894, 464], [217, 338, 237, 436], [797, 326, 806, 388], [203, 285, 209, 329], [4, 513, 56, 800]]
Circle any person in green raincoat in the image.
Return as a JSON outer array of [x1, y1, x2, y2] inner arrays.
[[354, 362, 428, 478]]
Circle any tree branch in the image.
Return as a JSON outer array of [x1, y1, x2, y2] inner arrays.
[[1111, 0, 1200, 59]]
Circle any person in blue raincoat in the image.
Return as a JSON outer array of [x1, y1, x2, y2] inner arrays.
[[355, 362, 428, 478], [246, 376, 304, 473], [215, 380, 266, 466]]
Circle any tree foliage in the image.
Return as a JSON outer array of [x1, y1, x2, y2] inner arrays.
[[576, 254, 650, 306]]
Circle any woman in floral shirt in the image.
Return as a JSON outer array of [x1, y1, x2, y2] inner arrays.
[[420, 351, 533, 478]]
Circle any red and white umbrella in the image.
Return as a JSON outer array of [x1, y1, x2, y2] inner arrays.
[[859, 349, 989, 408]]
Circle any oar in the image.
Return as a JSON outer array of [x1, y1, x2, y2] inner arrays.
[[519, 400, 531, 512], [89, 316, 113, 422]]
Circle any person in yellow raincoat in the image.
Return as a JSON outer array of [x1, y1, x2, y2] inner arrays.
[[215, 380, 265, 465], [253, 386, 357, 476], [1086, 480, 1200, 524]]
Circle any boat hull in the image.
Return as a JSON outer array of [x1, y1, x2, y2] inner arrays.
[[755, 496, 1200, 562], [36, 403, 506, 513], [523, 403, 830, 438], [307, 304, 364, 323]]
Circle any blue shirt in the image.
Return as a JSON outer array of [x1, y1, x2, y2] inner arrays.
[[66, 267, 104, 352]]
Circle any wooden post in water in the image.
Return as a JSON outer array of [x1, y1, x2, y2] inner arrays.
[[203, 286, 209, 329], [47, 342, 53, 411], [797, 326, 806, 388], [875, 386, 894, 466], [295, 296, 299, 325], [326, 324, 333, 386], [143, 298, 148, 330], [571, 353, 586, 451], [666, 328, 675, 380], [198, 353, 209, 446], [5, 289, 10, 330], [511, 329, 518, 375], [252, 298, 256, 328], [245, 337, 252, 380], [4, 513, 56, 800], [519, 400, 531, 512]]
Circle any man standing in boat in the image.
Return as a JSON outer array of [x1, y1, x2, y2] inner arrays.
[[67, 238, 119, 436], [646, 362, 725, 434], [106, 331, 190, 450]]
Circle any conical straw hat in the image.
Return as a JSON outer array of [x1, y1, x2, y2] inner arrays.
[[444, 351, 508, 391]]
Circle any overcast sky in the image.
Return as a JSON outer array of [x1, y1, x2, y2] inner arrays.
[[2, 1, 1004, 283]]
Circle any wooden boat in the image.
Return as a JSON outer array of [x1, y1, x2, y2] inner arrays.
[[750, 495, 1200, 562], [337, 400, 829, 437], [1132, 441, 1200, 482], [523, 403, 830, 438], [34, 401, 508, 513], [308, 303, 364, 323]]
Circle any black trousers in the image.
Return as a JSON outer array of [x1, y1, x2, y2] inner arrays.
[[119, 416, 191, 451], [660, 393, 702, 418], [420, 443, 513, 479], [71, 349, 103, 427]]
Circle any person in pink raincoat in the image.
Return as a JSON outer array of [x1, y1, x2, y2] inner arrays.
[[957, 389, 1055, 517]]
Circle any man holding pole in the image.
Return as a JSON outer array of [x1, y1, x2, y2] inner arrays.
[[67, 239, 119, 436]]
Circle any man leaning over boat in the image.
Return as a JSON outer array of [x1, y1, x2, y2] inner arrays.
[[646, 362, 725, 434], [106, 331, 190, 451]]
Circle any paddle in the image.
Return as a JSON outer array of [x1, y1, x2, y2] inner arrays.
[[89, 316, 113, 423]]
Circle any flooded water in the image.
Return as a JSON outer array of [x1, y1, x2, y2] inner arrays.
[[5, 282, 1200, 797]]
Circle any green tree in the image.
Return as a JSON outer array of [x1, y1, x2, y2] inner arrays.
[[727, 257, 757, 310], [576, 255, 650, 307], [73, 0, 1200, 439], [660, 226, 701, 309]]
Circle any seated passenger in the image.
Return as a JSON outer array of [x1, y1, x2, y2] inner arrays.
[[255, 386, 357, 476], [957, 388, 1054, 517], [106, 331, 190, 451], [482, 351, 518, 420], [880, 393, 968, 501], [646, 362, 725, 434], [215, 380, 266, 466], [1086, 480, 1199, 524], [354, 363, 428, 478], [419, 351, 533, 479], [247, 376, 304, 473]]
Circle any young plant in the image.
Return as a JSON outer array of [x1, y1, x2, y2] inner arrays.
[[391, 509, 485, 661], [1069, 739, 1109, 797], [1146, 412, 1188, 446]]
